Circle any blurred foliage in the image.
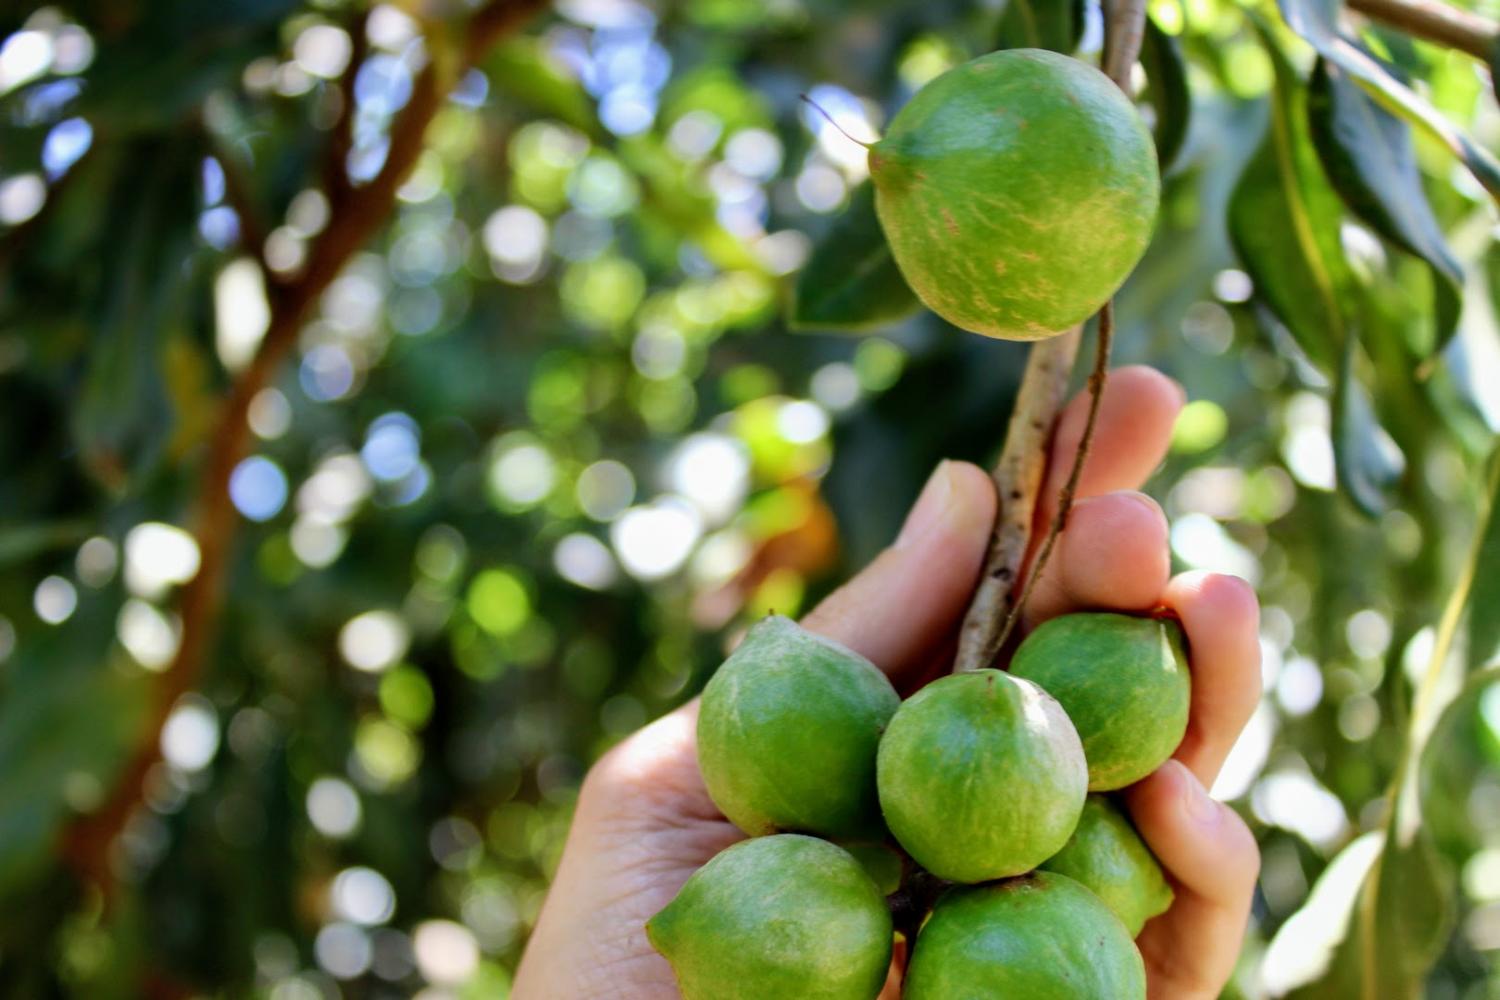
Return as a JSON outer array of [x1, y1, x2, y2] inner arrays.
[[0, 0, 1497, 997]]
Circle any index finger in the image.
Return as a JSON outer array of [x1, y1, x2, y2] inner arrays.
[[1032, 364, 1185, 534], [1013, 365, 1183, 626]]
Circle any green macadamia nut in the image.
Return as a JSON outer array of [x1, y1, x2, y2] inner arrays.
[[1010, 612, 1191, 791], [1041, 794, 1174, 935], [904, 871, 1146, 999], [876, 669, 1088, 883], [698, 616, 900, 838], [871, 48, 1159, 340], [646, 835, 894, 1000]]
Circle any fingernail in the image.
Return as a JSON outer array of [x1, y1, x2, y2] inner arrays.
[[1124, 491, 1165, 517], [1177, 762, 1220, 826], [896, 461, 957, 549]]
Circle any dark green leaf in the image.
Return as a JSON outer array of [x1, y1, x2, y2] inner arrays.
[[1139, 18, 1191, 173], [1275, 0, 1500, 199], [995, 0, 1084, 53], [1228, 23, 1350, 373], [1467, 453, 1500, 671], [1491, 39, 1500, 103], [0, 124, 46, 178], [0, 520, 92, 568], [1333, 335, 1402, 517], [77, 0, 300, 132], [791, 181, 921, 332], [0, 604, 148, 896], [71, 138, 202, 491], [1308, 59, 1462, 355]]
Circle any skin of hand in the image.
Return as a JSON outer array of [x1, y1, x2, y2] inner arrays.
[[513, 366, 1262, 1000]]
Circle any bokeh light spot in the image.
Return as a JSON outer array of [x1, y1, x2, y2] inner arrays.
[[33, 575, 76, 624], [467, 569, 531, 636], [307, 777, 362, 838], [230, 457, 289, 522], [160, 695, 220, 772], [339, 611, 410, 673]]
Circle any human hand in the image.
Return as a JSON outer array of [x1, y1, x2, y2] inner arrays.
[[512, 366, 1261, 999]]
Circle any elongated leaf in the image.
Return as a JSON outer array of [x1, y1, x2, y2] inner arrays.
[[995, 0, 1084, 53], [1273, 814, 1452, 1000], [71, 138, 202, 491], [77, 0, 299, 132], [1267, 832, 1383, 997], [0, 520, 92, 568], [1491, 40, 1500, 102], [1140, 18, 1191, 173], [1308, 59, 1462, 355], [1332, 335, 1402, 517], [1276, 0, 1500, 199], [0, 603, 148, 896], [1344, 457, 1500, 996], [791, 181, 920, 332], [1274, 533, 1500, 997], [485, 38, 599, 136], [1228, 23, 1350, 372], [1467, 453, 1500, 671]]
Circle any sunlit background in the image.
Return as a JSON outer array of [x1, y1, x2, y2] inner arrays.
[[1, 0, 1498, 995]]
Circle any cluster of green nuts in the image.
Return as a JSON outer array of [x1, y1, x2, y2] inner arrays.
[[647, 612, 1190, 999], [649, 43, 1171, 998]]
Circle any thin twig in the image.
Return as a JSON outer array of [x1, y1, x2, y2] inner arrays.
[[953, 0, 1147, 673], [954, 330, 1083, 671], [992, 304, 1115, 653], [1101, 0, 1149, 81], [60, 0, 551, 895], [1347, 0, 1498, 61], [210, 136, 273, 271]]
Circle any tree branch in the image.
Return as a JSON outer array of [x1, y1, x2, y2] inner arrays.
[[953, 0, 1147, 673], [1347, 0, 1498, 61], [210, 136, 272, 271], [60, 0, 551, 895], [323, 9, 370, 203]]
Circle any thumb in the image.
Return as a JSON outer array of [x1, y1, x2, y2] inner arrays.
[[801, 460, 995, 683]]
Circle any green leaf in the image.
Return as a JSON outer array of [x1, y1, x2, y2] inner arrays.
[[1269, 828, 1448, 999], [1266, 831, 1382, 997], [1466, 453, 1500, 671], [484, 38, 599, 136], [0, 124, 46, 178], [1271, 361, 1499, 1000], [0, 604, 149, 896], [77, 0, 299, 132], [71, 138, 202, 492], [1332, 335, 1402, 517], [995, 0, 1084, 53], [1228, 23, 1350, 373], [1139, 18, 1191, 173], [620, 137, 764, 274], [660, 66, 775, 136], [791, 181, 921, 332], [0, 520, 93, 568], [1308, 59, 1462, 356], [1340, 458, 1500, 997], [1269, 822, 1450, 999], [1491, 39, 1500, 103], [1275, 0, 1500, 200]]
